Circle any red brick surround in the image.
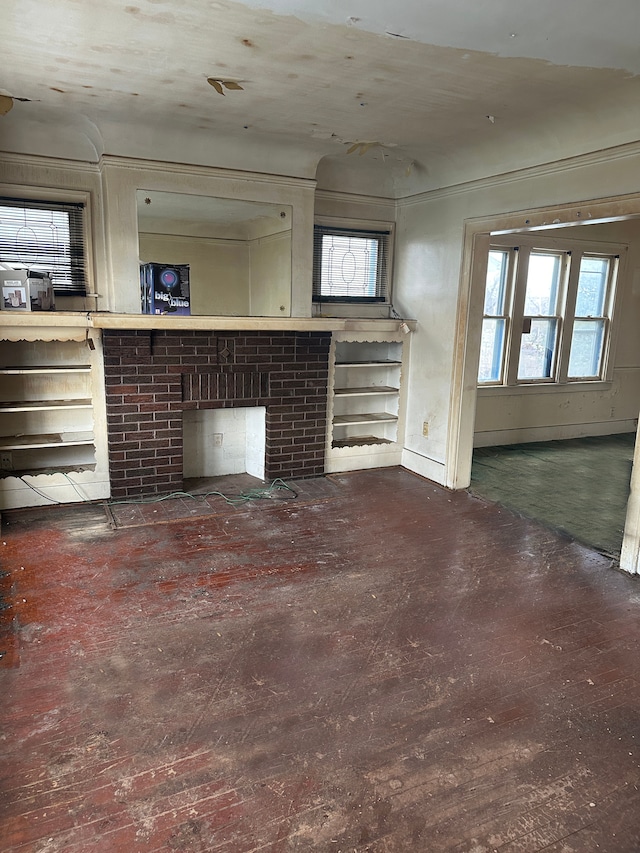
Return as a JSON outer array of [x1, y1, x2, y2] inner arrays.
[[103, 329, 330, 499]]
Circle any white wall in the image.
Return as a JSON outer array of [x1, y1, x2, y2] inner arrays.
[[4, 144, 640, 490]]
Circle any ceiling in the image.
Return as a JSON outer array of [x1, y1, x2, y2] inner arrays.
[[3, 0, 640, 195]]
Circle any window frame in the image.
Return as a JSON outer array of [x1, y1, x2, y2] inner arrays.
[[478, 246, 516, 384], [512, 247, 567, 384], [565, 253, 617, 380], [0, 186, 93, 298], [478, 234, 624, 390], [312, 220, 393, 304]]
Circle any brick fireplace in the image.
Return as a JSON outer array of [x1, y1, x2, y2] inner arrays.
[[103, 329, 331, 499]]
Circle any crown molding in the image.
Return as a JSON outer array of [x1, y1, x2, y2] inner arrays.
[[315, 188, 395, 210], [98, 154, 316, 191], [397, 139, 640, 209], [0, 151, 100, 174]]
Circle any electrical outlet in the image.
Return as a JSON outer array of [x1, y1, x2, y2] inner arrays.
[[422, 421, 429, 438], [0, 451, 13, 470], [212, 433, 223, 447]]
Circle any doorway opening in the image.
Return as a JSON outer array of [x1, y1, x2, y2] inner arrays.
[[451, 195, 640, 572]]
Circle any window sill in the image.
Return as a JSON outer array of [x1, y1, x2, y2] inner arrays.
[[312, 302, 392, 320], [477, 379, 614, 397]]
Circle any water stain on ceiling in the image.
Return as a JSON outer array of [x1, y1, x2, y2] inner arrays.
[[3, 0, 640, 193]]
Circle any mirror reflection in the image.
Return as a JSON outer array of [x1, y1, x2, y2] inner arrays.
[[136, 191, 292, 317]]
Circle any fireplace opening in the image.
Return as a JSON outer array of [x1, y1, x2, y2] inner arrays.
[[182, 407, 266, 483]]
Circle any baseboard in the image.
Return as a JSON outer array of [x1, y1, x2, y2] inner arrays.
[[401, 448, 446, 485], [473, 420, 637, 448]]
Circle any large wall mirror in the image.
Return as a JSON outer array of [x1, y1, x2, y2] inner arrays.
[[136, 190, 292, 317]]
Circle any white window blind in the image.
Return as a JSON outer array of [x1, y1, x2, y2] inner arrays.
[[0, 197, 87, 295]]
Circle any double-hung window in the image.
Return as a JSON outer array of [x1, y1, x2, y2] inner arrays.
[[568, 255, 613, 379], [517, 250, 564, 381], [313, 224, 391, 303], [0, 196, 88, 295], [478, 248, 514, 383], [478, 236, 622, 387]]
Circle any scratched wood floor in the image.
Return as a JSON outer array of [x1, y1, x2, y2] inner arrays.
[[2, 467, 640, 852]]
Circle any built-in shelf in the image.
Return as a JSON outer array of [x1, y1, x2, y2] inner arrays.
[[0, 431, 95, 451], [332, 435, 393, 448], [0, 399, 93, 412], [0, 464, 97, 480], [0, 366, 91, 375], [0, 311, 415, 335], [329, 340, 405, 457], [336, 360, 402, 367], [0, 338, 99, 498], [333, 412, 398, 426], [334, 386, 399, 397]]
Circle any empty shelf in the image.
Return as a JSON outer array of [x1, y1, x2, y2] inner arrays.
[[332, 435, 394, 448], [335, 360, 401, 367], [0, 366, 91, 374], [333, 412, 398, 426], [0, 399, 93, 412], [0, 431, 95, 450], [0, 463, 97, 479], [334, 385, 398, 396]]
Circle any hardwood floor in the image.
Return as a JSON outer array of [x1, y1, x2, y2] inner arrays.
[[2, 468, 640, 851]]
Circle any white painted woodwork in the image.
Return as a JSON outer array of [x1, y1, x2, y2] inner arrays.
[[325, 334, 408, 474], [0, 313, 413, 335], [621, 424, 640, 575], [0, 333, 110, 509]]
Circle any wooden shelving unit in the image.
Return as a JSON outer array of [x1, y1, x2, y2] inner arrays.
[[0, 341, 98, 481], [331, 345, 402, 448], [326, 336, 407, 472]]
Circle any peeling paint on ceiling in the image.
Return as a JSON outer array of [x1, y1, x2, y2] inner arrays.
[[236, 0, 640, 75], [3, 0, 640, 195]]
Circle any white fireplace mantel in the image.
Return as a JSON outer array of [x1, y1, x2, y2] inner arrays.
[[0, 312, 416, 340]]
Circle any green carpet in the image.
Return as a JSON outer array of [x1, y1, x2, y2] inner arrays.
[[470, 433, 636, 558]]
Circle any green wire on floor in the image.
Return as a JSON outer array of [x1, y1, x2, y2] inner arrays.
[[108, 477, 298, 507]]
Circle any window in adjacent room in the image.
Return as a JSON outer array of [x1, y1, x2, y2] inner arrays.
[[517, 250, 564, 381], [313, 225, 391, 302], [0, 197, 88, 295], [568, 255, 613, 379], [478, 247, 513, 383], [478, 236, 621, 386]]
